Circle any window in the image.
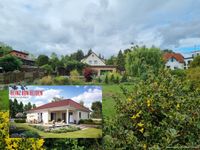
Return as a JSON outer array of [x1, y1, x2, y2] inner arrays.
[[174, 67, 178, 70], [89, 60, 92, 64], [171, 58, 174, 62], [167, 66, 170, 69], [79, 112, 81, 119], [88, 113, 90, 119], [94, 60, 97, 64]]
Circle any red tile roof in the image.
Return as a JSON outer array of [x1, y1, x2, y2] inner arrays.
[[163, 53, 184, 63], [30, 99, 91, 112], [10, 50, 29, 55]]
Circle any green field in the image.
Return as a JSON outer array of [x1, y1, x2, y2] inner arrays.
[[0, 90, 9, 110], [11, 123, 102, 138], [102, 84, 132, 118]]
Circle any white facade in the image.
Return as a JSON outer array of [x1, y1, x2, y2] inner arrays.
[[27, 106, 90, 124], [81, 52, 106, 66], [184, 57, 193, 69], [165, 58, 184, 70]]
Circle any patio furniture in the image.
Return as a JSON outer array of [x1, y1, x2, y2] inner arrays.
[[55, 120, 65, 126]]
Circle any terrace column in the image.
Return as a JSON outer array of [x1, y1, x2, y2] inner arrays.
[[66, 109, 69, 125]]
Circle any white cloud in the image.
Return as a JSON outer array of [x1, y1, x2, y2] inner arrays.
[[0, 0, 200, 56], [35, 89, 62, 102], [72, 88, 102, 109]]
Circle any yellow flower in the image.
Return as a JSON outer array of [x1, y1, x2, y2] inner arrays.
[[143, 144, 147, 150], [139, 128, 144, 133], [127, 97, 132, 102], [131, 111, 142, 119], [176, 103, 180, 109], [131, 115, 137, 119], [147, 99, 151, 107], [137, 122, 144, 127]]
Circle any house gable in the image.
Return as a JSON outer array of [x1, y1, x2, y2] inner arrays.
[[81, 52, 106, 66]]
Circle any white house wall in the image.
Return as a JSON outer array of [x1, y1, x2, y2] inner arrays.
[[42, 111, 49, 124], [165, 59, 184, 70], [82, 53, 106, 66]]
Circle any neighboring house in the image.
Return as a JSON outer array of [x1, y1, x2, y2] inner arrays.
[[163, 53, 185, 70], [27, 99, 91, 124], [81, 51, 116, 76], [9, 50, 35, 66], [184, 50, 200, 69]]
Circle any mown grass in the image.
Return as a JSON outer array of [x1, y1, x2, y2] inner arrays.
[[102, 84, 133, 118], [11, 123, 102, 138], [0, 90, 9, 110]]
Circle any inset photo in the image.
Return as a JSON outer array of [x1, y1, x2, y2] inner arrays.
[[9, 85, 102, 138]]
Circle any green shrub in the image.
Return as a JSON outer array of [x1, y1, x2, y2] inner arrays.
[[30, 125, 45, 131], [104, 69, 200, 149], [50, 126, 80, 133], [39, 75, 53, 85], [21, 130, 40, 138], [14, 119, 26, 123], [54, 76, 69, 85], [78, 119, 102, 125]]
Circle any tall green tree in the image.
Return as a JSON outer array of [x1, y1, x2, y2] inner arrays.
[[91, 101, 102, 118], [19, 101, 24, 113], [0, 55, 22, 72], [87, 49, 93, 56], [116, 50, 125, 71], [106, 55, 117, 65], [36, 55, 49, 66], [70, 50, 84, 61], [0, 43, 12, 56], [125, 46, 164, 78]]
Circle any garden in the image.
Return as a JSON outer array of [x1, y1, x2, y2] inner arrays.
[[0, 45, 200, 149]]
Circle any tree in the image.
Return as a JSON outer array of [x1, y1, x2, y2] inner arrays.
[[87, 49, 93, 56], [104, 69, 200, 149], [79, 100, 84, 106], [27, 102, 32, 110], [32, 104, 36, 109], [116, 50, 125, 71], [41, 64, 53, 75], [65, 61, 85, 75], [0, 43, 12, 56], [190, 55, 200, 68], [36, 55, 49, 66], [125, 46, 163, 78], [70, 50, 84, 61], [49, 52, 60, 71], [83, 68, 95, 82], [70, 69, 80, 83], [91, 101, 102, 118], [106, 55, 117, 65], [0, 55, 22, 72], [19, 101, 24, 113], [105, 74, 109, 84], [52, 97, 63, 102]]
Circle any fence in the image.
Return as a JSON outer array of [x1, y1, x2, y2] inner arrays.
[[0, 71, 44, 84]]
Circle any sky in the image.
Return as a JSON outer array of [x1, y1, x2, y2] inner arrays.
[[0, 0, 200, 57], [9, 85, 102, 109]]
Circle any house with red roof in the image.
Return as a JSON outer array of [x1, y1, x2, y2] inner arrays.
[[163, 52, 185, 70], [9, 50, 35, 66], [27, 99, 91, 125]]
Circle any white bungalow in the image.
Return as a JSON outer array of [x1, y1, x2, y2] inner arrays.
[[27, 99, 91, 125]]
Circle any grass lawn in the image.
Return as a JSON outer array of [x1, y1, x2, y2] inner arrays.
[[102, 84, 133, 118], [11, 123, 102, 138], [0, 90, 9, 110]]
